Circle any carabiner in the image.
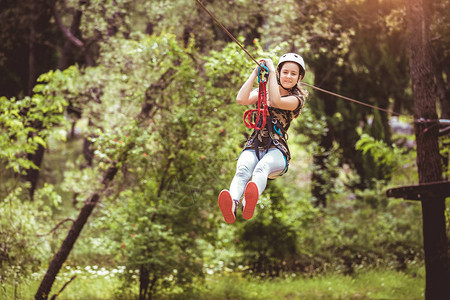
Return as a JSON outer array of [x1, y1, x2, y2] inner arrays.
[[258, 62, 269, 83]]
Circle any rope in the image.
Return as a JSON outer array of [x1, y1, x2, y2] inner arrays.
[[243, 64, 269, 130], [194, 0, 410, 118], [300, 82, 405, 117], [194, 0, 262, 68], [243, 81, 268, 130]]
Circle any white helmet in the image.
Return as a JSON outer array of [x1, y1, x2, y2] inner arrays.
[[277, 53, 306, 79]]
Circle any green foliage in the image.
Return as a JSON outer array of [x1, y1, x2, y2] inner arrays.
[[0, 184, 57, 289], [75, 0, 134, 38], [294, 105, 328, 143], [38, 32, 287, 296], [293, 105, 343, 204], [106, 191, 204, 298], [128, 0, 268, 50], [310, 143, 342, 203], [236, 184, 300, 277], [439, 134, 450, 178], [0, 92, 67, 174], [298, 196, 423, 276], [1, 1, 442, 298], [355, 132, 411, 182]]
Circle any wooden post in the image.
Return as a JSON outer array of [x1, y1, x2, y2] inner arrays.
[[405, 0, 449, 298]]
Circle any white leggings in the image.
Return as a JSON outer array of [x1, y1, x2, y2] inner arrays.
[[229, 148, 287, 201]]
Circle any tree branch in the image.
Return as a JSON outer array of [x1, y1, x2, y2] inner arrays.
[[50, 275, 77, 300], [52, 2, 84, 49], [37, 218, 76, 237]]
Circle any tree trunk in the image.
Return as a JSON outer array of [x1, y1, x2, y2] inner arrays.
[[25, 144, 45, 200], [139, 266, 150, 300], [25, 6, 40, 199], [28, 16, 37, 97], [25, 0, 53, 199], [148, 275, 158, 300], [35, 165, 119, 300], [35, 193, 101, 300], [52, 0, 93, 67], [58, 2, 84, 70], [405, 0, 449, 298]]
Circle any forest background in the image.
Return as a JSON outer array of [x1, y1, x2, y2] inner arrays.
[[1, 0, 449, 299]]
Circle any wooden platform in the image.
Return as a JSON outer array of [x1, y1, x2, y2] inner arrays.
[[386, 181, 450, 201]]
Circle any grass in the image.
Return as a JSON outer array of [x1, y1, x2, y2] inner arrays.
[[198, 269, 424, 300], [2, 267, 424, 300], [2, 266, 135, 300]]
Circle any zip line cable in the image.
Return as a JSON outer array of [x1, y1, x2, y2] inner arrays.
[[194, 0, 263, 68], [194, 0, 410, 118], [300, 82, 404, 116]]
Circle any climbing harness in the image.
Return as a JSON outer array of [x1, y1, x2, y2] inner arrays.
[[243, 63, 269, 130], [241, 62, 292, 162]]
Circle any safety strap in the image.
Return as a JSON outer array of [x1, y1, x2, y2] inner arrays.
[[252, 113, 289, 161], [243, 64, 269, 131]]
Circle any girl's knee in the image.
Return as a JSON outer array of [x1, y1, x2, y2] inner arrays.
[[235, 165, 252, 179], [253, 163, 269, 177]]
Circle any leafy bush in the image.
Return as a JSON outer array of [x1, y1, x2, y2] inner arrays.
[[235, 183, 310, 277], [292, 190, 423, 275], [225, 175, 423, 278], [355, 133, 411, 183], [0, 184, 59, 291]]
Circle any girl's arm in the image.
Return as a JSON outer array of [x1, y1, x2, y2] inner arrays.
[[264, 59, 301, 111], [236, 67, 259, 105]]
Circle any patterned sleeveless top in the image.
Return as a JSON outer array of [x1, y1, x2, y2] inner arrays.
[[243, 87, 305, 163]]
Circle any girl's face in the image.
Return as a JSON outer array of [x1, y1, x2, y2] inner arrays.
[[279, 62, 301, 89]]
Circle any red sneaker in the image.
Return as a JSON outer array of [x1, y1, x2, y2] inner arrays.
[[243, 182, 258, 220], [218, 190, 236, 224]]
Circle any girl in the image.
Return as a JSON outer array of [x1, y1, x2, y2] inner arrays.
[[218, 53, 308, 224]]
